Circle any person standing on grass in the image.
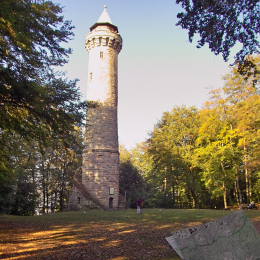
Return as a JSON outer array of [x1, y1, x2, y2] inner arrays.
[[136, 197, 142, 214]]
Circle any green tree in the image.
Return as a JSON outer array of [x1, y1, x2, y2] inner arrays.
[[146, 105, 203, 208], [36, 127, 83, 213], [176, 0, 260, 75], [119, 145, 147, 207], [0, 131, 40, 215], [1, 126, 84, 215], [130, 142, 153, 178], [195, 94, 239, 208], [0, 0, 86, 140], [196, 57, 260, 208], [221, 56, 260, 204], [0, 0, 87, 214]]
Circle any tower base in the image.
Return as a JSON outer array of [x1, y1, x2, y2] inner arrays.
[[68, 175, 126, 210]]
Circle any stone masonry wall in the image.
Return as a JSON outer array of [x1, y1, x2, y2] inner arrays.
[[68, 186, 100, 210], [78, 24, 122, 209], [82, 150, 119, 209]]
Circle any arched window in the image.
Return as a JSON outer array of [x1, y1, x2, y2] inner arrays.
[[100, 51, 103, 58]]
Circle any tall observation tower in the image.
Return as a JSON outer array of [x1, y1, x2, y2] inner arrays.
[[69, 6, 123, 210]]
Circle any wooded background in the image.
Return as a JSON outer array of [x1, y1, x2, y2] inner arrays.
[[1, 0, 260, 215]]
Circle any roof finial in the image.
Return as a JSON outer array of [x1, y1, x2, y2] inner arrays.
[[104, 5, 107, 9]]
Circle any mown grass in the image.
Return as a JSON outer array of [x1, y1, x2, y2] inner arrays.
[[1, 209, 259, 260]]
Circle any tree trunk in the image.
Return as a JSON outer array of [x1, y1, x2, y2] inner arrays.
[[177, 187, 181, 209], [42, 162, 46, 214], [244, 137, 250, 204], [249, 171, 252, 203], [221, 163, 227, 208], [236, 175, 243, 209], [60, 162, 66, 211], [234, 182, 239, 204], [175, 179, 181, 209], [186, 189, 192, 208], [32, 165, 36, 213], [223, 181, 227, 209], [46, 164, 49, 213], [60, 186, 64, 211], [245, 167, 249, 204], [164, 177, 167, 206], [190, 188, 199, 208], [171, 181, 175, 208]]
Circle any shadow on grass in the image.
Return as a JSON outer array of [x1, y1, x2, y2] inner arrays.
[[0, 209, 259, 260]]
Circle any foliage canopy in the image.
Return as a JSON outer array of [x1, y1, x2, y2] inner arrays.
[[124, 57, 260, 209], [176, 0, 260, 75], [0, 0, 86, 214], [0, 0, 86, 139]]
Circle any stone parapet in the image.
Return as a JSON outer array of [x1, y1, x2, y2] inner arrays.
[[85, 27, 122, 54]]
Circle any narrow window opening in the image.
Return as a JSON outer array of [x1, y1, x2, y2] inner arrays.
[[109, 198, 113, 208], [78, 197, 81, 204], [89, 72, 92, 80], [110, 38, 115, 47], [100, 51, 103, 58]]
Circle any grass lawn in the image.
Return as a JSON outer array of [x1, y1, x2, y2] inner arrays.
[[1, 208, 260, 259]]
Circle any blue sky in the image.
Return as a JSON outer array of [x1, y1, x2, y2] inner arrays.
[[57, 0, 240, 150]]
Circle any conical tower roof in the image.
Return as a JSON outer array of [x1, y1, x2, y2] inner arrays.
[[97, 5, 112, 24], [90, 5, 118, 32]]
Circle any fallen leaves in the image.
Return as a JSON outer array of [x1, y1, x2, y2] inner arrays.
[[0, 213, 179, 259], [1, 209, 259, 260]]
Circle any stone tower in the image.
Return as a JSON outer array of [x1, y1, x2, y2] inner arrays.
[[69, 6, 123, 210]]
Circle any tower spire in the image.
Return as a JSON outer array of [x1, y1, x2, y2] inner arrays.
[[90, 5, 118, 32], [97, 5, 113, 24]]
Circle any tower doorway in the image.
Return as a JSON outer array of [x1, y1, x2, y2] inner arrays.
[[109, 197, 113, 208]]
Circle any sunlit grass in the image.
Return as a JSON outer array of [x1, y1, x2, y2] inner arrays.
[[0, 209, 259, 259]]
